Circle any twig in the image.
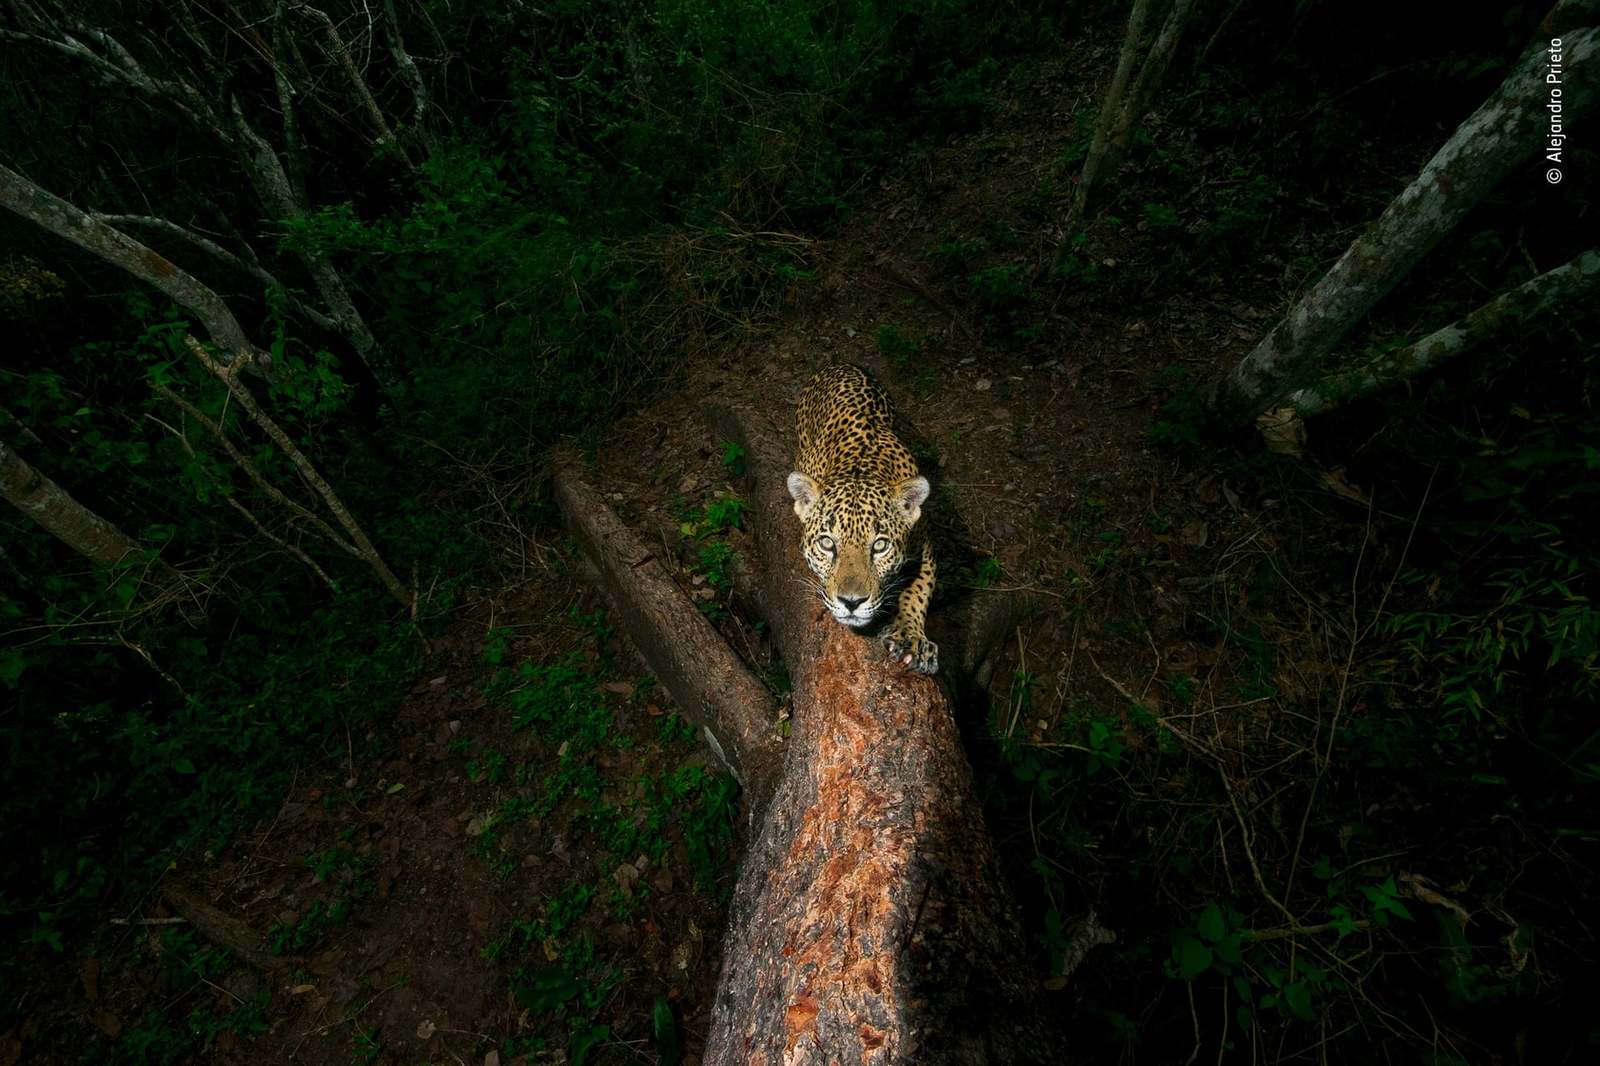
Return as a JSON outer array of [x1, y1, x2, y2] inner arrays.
[[150, 385, 359, 559], [183, 335, 411, 608]]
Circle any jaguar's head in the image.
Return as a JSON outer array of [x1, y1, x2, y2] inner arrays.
[[786, 470, 929, 627]]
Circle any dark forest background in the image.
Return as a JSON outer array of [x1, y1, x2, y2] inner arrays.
[[2, 1, 1596, 1063]]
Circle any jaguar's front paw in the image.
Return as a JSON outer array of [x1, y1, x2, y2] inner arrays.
[[882, 627, 939, 675]]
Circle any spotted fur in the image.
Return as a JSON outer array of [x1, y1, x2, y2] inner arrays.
[[787, 363, 938, 674]]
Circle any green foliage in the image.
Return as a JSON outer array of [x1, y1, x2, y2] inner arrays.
[[1141, 202, 1182, 232], [973, 556, 1003, 588], [653, 997, 682, 1066], [474, 621, 737, 1059], [875, 324, 924, 366], [962, 262, 1041, 345], [1198, 171, 1279, 253], [679, 493, 746, 539], [1149, 366, 1209, 449], [929, 233, 989, 275], [1381, 401, 1600, 721]]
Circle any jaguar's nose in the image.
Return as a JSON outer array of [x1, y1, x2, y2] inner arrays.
[[837, 595, 866, 612]]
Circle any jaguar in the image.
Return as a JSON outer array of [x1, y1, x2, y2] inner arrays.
[[787, 363, 938, 674]]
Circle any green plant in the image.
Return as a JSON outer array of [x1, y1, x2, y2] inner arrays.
[[1149, 366, 1209, 449], [1141, 202, 1181, 231], [875, 324, 923, 366]]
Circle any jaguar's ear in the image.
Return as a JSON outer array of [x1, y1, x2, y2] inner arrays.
[[895, 475, 931, 524], [787, 471, 822, 520]]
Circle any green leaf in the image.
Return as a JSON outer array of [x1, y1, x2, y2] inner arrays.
[[513, 965, 580, 1010], [0, 647, 26, 688], [1196, 903, 1226, 942], [571, 1023, 609, 1066], [1282, 980, 1315, 1021], [652, 998, 681, 1066], [1174, 934, 1213, 980]]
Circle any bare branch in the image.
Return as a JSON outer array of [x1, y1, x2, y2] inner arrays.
[[1211, 24, 1600, 423], [228, 96, 398, 386], [0, 21, 228, 140], [182, 335, 410, 609], [1, 419, 147, 568], [294, 2, 398, 149], [150, 381, 361, 559], [0, 163, 263, 367], [1285, 248, 1600, 415], [147, 409, 340, 592], [383, 0, 431, 146], [93, 212, 342, 333], [271, 1, 312, 204], [1069, 0, 1153, 222]]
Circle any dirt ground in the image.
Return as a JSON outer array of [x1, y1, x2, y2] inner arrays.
[[25, 51, 1419, 1066]]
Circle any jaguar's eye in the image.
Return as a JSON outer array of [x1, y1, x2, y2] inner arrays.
[[871, 537, 891, 554], [816, 535, 836, 553]]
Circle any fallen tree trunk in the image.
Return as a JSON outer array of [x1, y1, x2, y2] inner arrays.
[[161, 881, 290, 974], [701, 401, 1055, 1065], [551, 454, 784, 820]]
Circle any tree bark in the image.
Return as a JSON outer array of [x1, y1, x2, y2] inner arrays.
[[701, 401, 1055, 1065], [295, 3, 399, 152], [1105, 0, 1198, 165], [162, 881, 292, 974], [551, 453, 785, 821], [1285, 247, 1600, 415], [1071, 0, 1153, 223], [1071, 0, 1198, 223], [383, 0, 432, 150], [1209, 22, 1600, 424], [94, 212, 343, 335], [1, 429, 147, 568]]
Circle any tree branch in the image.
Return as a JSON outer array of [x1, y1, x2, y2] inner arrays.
[[148, 384, 359, 560], [294, 2, 398, 150], [383, 0, 431, 147], [1285, 247, 1600, 415], [146, 410, 340, 593], [1, 421, 148, 568], [182, 335, 410, 609], [1210, 23, 1600, 424], [93, 212, 342, 333], [0, 164, 264, 367]]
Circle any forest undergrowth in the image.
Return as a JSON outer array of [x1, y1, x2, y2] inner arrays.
[[2, 1, 1596, 1063]]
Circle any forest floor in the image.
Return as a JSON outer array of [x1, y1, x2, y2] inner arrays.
[[30, 53, 1459, 1066]]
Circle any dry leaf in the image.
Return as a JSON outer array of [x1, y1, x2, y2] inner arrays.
[[1320, 467, 1370, 505], [1400, 872, 1470, 927], [1256, 406, 1305, 458]]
